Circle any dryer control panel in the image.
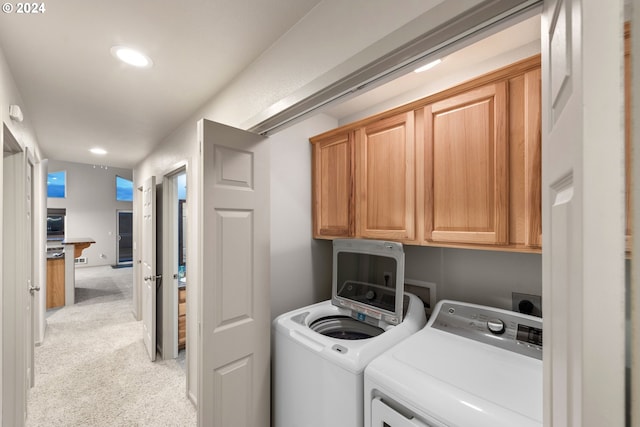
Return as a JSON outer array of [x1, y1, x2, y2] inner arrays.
[[430, 301, 543, 360]]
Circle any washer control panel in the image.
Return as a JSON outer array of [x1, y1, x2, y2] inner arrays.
[[431, 301, 542, 360]]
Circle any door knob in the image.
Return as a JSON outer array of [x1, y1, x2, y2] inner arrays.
[[144, 275, 162, 281], [29, 285, 40, 294]]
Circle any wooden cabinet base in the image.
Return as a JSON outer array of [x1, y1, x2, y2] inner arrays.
[[178, 288, 186, 350], [46, 258, 65, 309]]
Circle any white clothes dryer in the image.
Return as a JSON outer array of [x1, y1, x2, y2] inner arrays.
[[273, 239, 426, 427], [364, 300, 543, 427]]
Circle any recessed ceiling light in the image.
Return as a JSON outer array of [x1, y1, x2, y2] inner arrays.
[[110, 46, 153, 68], [90, 147, 107, 155], [414, 58, 442, 73]]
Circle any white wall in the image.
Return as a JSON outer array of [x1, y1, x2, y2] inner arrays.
[[270, 114, 335, 319], [0, 50, 41, 159], [404, 246, 541, 311], [47, 160, 133, 267]]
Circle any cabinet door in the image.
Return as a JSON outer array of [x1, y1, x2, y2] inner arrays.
[[424, 82, 508, 245], [508, 68, 542, 249], [312, 132, 354, 238], [356, 112, 415, 240]]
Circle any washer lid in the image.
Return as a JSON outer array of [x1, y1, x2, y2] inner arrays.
[[331, 239, 405, 325]]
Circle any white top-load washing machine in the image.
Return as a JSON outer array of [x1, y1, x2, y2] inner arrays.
[[273, 239, 426, 427], [364, 299, 543, 427]]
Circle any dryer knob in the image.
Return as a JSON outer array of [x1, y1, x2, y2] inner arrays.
[[487, 318, 506, 335], [365, 290, 376, 301]]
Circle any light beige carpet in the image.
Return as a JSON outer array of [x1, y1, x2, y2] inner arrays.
[[26, 265, 196, 427]]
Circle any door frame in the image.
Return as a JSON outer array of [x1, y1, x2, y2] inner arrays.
[[34, 160, 47, 346], [161, 162, 188, 361], [2, 123, 28, 426]]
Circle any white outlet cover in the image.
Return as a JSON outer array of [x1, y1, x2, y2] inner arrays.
[[404, 278, 437, 316]]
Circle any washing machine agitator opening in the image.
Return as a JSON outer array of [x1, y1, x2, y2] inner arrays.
[[309, 315, 384, 340]]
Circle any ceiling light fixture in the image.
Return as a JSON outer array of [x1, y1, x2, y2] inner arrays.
[[414, 58, 442, 73], [90, 147, 107, 155], [110, 46, 153, 68]]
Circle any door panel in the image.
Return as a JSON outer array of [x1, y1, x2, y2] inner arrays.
[[541, 0, 625, 425], [199, 119, 270, 427], [142, 176, 157, 362]]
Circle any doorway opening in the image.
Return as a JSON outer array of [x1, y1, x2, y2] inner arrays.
[[117, 210, 133, 266], [158, 166, 188, 368]]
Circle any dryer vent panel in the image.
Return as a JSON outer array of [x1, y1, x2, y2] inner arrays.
[[404, 279, 437, 317]]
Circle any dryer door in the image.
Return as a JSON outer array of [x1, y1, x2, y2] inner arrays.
[[371, 397, 440, 427]]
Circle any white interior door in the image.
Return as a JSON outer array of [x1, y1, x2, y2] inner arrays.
[[541, 0, 625, 426], [142, 176, 157, 362], [133, 186, 143, 321], [198, 119, 270, 426]]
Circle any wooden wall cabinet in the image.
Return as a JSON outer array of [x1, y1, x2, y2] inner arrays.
[[420, 71, 541, 250], [311, 56, 542, 253], [422, 82, 509, 245], [356, 112, 415, 240], [312, 132, 354, 238], [508, 68, 542, 249], [312, 111, 415, 241]]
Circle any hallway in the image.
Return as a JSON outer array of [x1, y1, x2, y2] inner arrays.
[[26, 266, 196, 426]]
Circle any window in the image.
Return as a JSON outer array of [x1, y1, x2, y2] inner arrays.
[[116, 176, 133, 202], [47, 171, 66, 198]]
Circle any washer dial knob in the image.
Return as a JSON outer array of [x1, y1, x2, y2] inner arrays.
[[487, 318, 506, 335]]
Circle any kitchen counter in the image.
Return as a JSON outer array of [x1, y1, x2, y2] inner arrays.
[[62, 237, 95, 258], [62, 237, 95, 306]]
